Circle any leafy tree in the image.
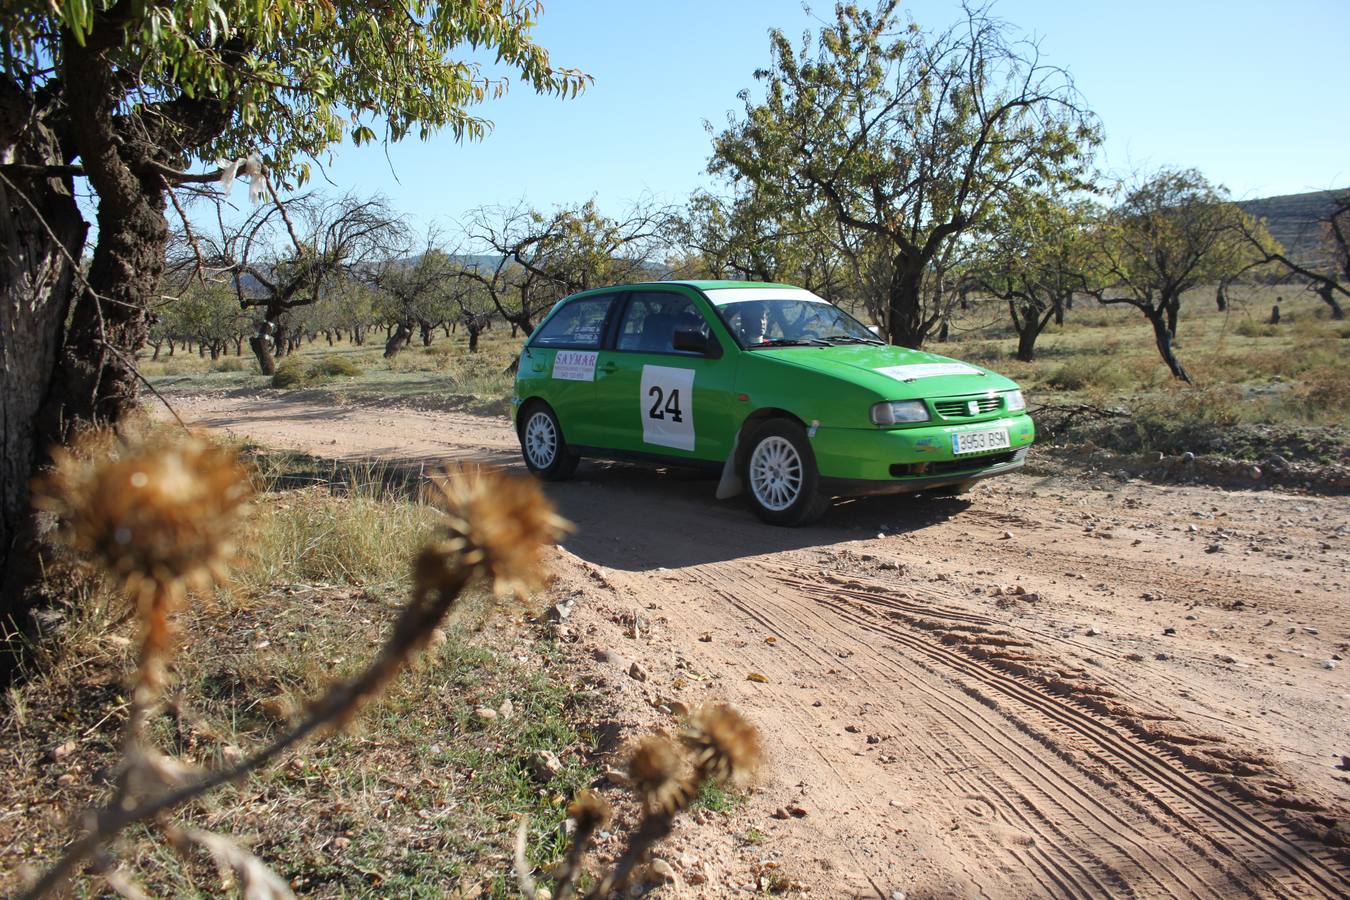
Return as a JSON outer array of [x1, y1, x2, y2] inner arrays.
[[974, 192, 1097, 361], [1089, 168, 1276, 382], [708, 0, 1098, 347], [0, 1, 585, 628]]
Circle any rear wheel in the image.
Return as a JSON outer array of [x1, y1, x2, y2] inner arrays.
[[519, 402, 579, 480], [743, 420, 830, 526]]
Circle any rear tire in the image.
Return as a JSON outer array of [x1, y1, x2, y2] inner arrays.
[[742, 420, 830, 526], [519, 402, 579, 481]]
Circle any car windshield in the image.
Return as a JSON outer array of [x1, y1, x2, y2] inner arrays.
[[712, 293, 881, 349]]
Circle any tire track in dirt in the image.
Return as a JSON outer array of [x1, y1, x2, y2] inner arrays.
[[694, 562, 1255, 898], [767, 565, 1350, 896]]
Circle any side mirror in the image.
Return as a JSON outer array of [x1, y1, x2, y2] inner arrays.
[[672, 328, 721, 358]]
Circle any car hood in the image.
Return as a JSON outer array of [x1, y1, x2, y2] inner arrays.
[[752, 343, 1018, 399]]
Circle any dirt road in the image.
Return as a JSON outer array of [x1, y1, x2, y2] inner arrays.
[[165, 391, 1350, 897]]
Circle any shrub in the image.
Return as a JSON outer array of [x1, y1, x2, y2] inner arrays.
[[270, 356, 308, 388], [309, 355, 363, 379], [212, 357, 246, 373], [1234, 319, 1279, 338], [271, 355, 362, 388], [1042, 357, 1130, 392]]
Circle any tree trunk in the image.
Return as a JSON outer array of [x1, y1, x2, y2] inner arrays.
[[353, 324, 364, 346], [250, 313, 279, 374], [467, 323, 481, 353], [1315, 284, 1345, 320], [0, 165, 87, 643], [418, 319, 434, 347], [1147, 309, 1190, 383], [384, 322, 411, 358], [885, 260, 929, 348], [151, 341, 162, 360], [1164, 300, 1180, 340], [6, 37, 175, 644]]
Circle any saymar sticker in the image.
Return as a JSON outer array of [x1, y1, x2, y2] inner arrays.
[[640, 365, 696, 451], [874, 363, 981, 382], [552, 350, 598, 382]]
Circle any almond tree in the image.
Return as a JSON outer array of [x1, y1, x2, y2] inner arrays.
[[1089, 169, 1275, 382], [0, 0, 586, 635], [975, 192, 1098, 361], [708, 0, 1099, 347]]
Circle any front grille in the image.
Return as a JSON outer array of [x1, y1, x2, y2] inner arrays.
[[933, 395, 1002, 419], [890, 449, 1022, 478]]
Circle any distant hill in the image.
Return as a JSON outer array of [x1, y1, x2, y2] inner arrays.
[[1237, 189, 1347, 268]]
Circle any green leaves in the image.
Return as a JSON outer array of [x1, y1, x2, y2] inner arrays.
[[2, 1, 590, 186]]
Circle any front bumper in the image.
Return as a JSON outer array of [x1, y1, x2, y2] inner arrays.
[[809, 413, 1035, 497]]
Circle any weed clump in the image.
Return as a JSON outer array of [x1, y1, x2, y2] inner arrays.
[[271, 355, 362, 388]]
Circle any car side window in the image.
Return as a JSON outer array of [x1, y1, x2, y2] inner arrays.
[[530, 296, 615, 349], [616, 292, 709, 353]]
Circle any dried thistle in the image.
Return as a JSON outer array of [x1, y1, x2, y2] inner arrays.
[[682, 703, 763, 786], [34, 431, 252, 694], [627, 736, 693, 817], [425, 464, 571, 599], [550, 791, 613, 900], [567, 790, 612, 834]]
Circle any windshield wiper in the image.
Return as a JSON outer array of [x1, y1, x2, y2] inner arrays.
[[749, 337, 830, 348], [820, 335, 885, 345]]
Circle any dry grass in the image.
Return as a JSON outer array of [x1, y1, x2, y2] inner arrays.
[[1, 452, 597, 898]]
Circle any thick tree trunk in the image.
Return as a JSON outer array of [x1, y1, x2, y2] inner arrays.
[[0, 166, 87, 640], [5, 37, 175, 644], [1164, 300, 1180, 340], [418, 319, 434, 347], [1147, 309, 1190, 382], [467, 324, 481, 353], [885, 261, 929, 348]]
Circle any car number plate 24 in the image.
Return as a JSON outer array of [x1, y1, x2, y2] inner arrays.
[[952, 428, 1010, 455]]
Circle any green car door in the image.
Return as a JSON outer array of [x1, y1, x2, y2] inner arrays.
[[520, 292, 620, 447], [591, 288, 738, 460]]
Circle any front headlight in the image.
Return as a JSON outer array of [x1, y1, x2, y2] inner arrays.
[[870, 400, 930, 426], [1004, 389, 1026, 412]]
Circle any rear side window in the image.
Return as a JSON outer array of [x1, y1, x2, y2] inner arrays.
[[530, 296, 614, 349], [617, 292, 710, 353]]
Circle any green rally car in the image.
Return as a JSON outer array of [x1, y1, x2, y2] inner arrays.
[[512, 281, 1034, 525]]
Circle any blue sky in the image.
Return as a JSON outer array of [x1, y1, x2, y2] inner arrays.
[[284, 0, 1350, 230]]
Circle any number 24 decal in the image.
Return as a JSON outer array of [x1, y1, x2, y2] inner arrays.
[[647, 386, 683, 422]]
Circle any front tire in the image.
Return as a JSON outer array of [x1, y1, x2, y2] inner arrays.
[[743, 420, 830, 526], [519, 402, 579, 481]]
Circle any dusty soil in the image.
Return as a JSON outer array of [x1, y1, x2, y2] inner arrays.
[[160, 391, 1350, 898]]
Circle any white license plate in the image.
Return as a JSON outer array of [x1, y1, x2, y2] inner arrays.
[[952, 428, 1010, 455]]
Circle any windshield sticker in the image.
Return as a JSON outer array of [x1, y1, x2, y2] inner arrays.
[[552, 350, 598, 382], [704, 287, 829, 307], [640, 365, 696, 451], [874, 363, 981, 382]]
